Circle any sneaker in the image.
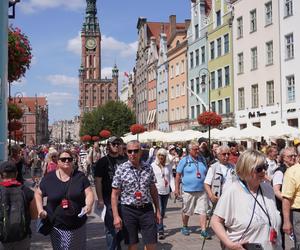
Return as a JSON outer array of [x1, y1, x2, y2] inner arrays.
[[158, 232, 165, 240], [181, 226, 190, 236], [200, 230, 212, 239]]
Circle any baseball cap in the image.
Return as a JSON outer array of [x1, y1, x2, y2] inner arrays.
[[107, 136, 123, 144], [294, 138, 300, 146], [168, 145, 176, 151], [0, 161, 17, 174], [198, 137, 208, 144]]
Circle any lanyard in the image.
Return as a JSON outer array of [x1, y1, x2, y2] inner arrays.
[[239, 179, 272, 227], [189, 157, 201, 175]]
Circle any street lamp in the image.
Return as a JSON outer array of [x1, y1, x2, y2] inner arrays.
[[13, 92, 23, 145], [199, 68, 211, 147]]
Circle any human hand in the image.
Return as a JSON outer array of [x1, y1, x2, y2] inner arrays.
[[227, 240, 247, 250], [83, 204, 93, 215], [98, 200, 104, 209], [174, 190, 180, 199], [283, 221, 293, 235], [113, 216, 122, 231], [39, 210, 47, 219], [210, 194, 219, 204], [155, 210, 162, 225]]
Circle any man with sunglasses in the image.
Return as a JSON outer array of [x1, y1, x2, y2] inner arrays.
[[204, 145, 236, 204], [94, 136, 126, 250], [111, 140, 161, 250]]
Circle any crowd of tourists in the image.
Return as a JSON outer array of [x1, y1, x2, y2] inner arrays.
[[0, 136, 300, 250]]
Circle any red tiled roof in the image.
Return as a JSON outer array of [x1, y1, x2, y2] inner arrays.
[[12, 97, 47, 113]]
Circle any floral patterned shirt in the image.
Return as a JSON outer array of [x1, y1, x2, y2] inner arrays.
[[112, 160, 156, 206]]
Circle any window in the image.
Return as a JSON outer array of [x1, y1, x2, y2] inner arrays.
[[286, 75, 295, 102], [181, 60, 185, 74], [217, 38, 222, 57], [171, 65, 174, 78], [237, 17, 243, 38], [224, 66, 230, 86], [176, 63, 179, 76], [250, 9, 257, 32], [266, 41, 273, 65], [201, 46, 205, 64], [266, 80, 274, 106], [265, 2, 272, 25], [217, 69, 222, 88], [284, 0, 293, 17], [251, 47, 258, 70], [210, 41, 215, 60], [238, 53, 244, 74], [211, 101, 216, 112], [238, 88, 245, 110], [181, 82, 185, 96], [190, 79, 194, 96], [216, 10, 221, 26], [181, 106, 186, 119], [211, 71, 216, 90], [196, 105, 201, 116], [225, 98, 230, 114], [190, 52, 194, 68], [195, 24, 199, 39], [251, 84, 259, 108], [171, 86, 175, 99], [218, 100, 223, 114], [176, 84, 180, 97], [285, 33, 294, 59], [196, 77, 200, 94], [224, 34, 229, 54], [195, 49, 199, 66], [191, 106, 195, 119]]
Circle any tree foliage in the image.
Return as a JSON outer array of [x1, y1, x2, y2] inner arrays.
[[80, 101, 136, 137]]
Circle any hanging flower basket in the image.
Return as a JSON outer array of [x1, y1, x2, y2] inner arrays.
[[130, 124, 146, 135], [81, 135, 92, 142], [8, 26, 32, 83], [99, 129, 111, 139], [11, 130, 23, 141], [92, 136, 100, 142], [197, 111, 222, 127], [8, 120, 22, 131], [8, 103, 23, 120]]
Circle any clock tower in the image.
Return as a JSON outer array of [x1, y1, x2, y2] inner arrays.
[[79, 0, 118, 115]]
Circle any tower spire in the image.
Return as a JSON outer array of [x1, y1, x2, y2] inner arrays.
[[82, 0, 100, 33]]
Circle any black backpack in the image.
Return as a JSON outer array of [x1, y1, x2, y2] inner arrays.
[[0, 185, 29, 243]]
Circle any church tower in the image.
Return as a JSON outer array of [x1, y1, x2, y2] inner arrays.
[[79, 0, 118, 116]]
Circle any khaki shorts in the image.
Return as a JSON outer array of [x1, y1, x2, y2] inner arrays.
[[182, 191, 208, 216]]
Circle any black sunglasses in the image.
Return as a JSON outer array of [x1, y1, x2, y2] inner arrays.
[[111, 143, 120, 147], [255, 162, 269, 173], [59, 157, 73, 163], [127, 149, 140, 154], [221, 153, 230, 156]]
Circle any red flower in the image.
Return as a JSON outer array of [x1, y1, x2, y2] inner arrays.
[[99, 130, 111, 139], [8, 120, 22, 131], [8, 103, 23, 120], [92, 136, 100, 142], [197, 111, 222, 127], [81, 135, 92, 142], [130, 124, 146, 135], [11, 130, 23, 141]]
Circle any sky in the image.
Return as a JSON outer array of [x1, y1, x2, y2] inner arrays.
[[9, 0, 190, 124]]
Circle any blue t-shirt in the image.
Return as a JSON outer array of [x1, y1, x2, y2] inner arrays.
[[176, 155, 207, 192]]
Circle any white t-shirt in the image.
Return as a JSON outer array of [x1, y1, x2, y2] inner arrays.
[[266, 158, 278, 179], [151, 162, 175, 195], [204, 161, 237, 195], [272, 171, 284, 186], [214, 181, 282, 250]]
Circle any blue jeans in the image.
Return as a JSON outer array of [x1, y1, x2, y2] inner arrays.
[[157, 194, 169, 233]]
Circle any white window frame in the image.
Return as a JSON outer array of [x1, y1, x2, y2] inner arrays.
[[251, 47, 258, 70], [265, 1, 272, 26], [286, 75, 295, 102], [266, 80, 274, 106], [238, 88, 245, 110], [237, 16, 243, 38], [217, 37, 222, 57], [238, 53, 244, 74], [266, 41, 273, 65], [250, 9, 257, 32], [210, 41, 215, 60], [251, 84, 259, 108], [284, 0, 293, 17], [285, 33, 294, 60]]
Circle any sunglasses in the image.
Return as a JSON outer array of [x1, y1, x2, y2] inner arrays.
[[286, 154, 297, 158], [255, 162, 269, 173], [221, 153, 230, 156], [127, 149, 140, 154], [111, 143, 120, 147], [59, 157, 73, 163]]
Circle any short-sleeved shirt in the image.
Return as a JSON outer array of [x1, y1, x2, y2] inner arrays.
[[112, 161, 156, 206], [94, 155, 126, 204], [176, 155, 207, 192], [214, 181, 282, 249], [40, 170, 90, 230], [282, 163, 300, 209]]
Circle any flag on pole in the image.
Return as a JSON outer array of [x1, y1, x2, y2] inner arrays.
[[124, 72, 129, 78]]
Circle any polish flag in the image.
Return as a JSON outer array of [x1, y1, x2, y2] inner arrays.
[[124, 72, 129, 78]]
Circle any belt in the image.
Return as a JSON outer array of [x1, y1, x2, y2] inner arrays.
[[123, 203, 152, 209], [292, 209, 300, 212]]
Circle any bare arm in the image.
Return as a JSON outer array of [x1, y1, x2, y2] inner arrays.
[[95, 177, 104, 207], [282, 197, 293, 235], [175, 172, 181, 197], [30, 197, 38, 220], [34, 187, 47, 219], [204, 183, 219, 204], [84, 186, 94, 214], [273, 184, 283, 201], [111, 188, 122, 230], [150, 183, 161, 224]]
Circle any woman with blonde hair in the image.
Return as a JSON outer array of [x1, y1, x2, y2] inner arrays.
[[151, 148, 175, 239], [211, 149, 282, 249]]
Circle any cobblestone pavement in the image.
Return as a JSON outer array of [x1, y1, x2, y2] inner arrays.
[[29, 194, 294, 250]]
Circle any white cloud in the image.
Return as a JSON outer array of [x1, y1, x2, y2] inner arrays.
[[66, 34, 137, 59], [19, 0, 85, 14], [45, 74, 78, 87], [12, 77, 27, 86], [101, 67, 113, 79], [39, 92, 76, 106]]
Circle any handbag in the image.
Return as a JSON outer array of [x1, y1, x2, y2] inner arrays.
[[36, 217, 52, 236]]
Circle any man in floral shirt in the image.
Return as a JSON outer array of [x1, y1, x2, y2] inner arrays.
[[111, 140, 161, 250]]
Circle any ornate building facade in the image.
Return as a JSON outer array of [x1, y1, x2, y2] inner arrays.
[[79, 0, 118, 116]]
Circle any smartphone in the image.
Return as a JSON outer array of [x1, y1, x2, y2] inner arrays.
[[242, 243, 263, 250]]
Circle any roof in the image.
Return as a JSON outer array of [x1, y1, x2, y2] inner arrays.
[[12, 97, 47, 113]]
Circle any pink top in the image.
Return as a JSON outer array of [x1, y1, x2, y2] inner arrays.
[[47, 162, 57, 173]]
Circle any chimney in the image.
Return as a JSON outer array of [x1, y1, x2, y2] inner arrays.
[[169, 15, 176, 36]]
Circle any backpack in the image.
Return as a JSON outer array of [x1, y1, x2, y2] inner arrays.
[[0, 186, 29, 243]]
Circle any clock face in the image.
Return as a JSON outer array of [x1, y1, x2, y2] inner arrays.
[[86, 38, 96, 49]]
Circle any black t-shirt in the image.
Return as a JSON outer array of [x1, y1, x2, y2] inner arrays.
[[40, 170, 90, 230], [94, 155, 127, 204]]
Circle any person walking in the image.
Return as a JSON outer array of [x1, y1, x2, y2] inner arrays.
[[151, 148, 175, 239], [111, 140, 161, 250], [211, 150, 282, 249], [94, 136, 126, 250], [35, 150, 94, 250], [175, 140, 211, 239]]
